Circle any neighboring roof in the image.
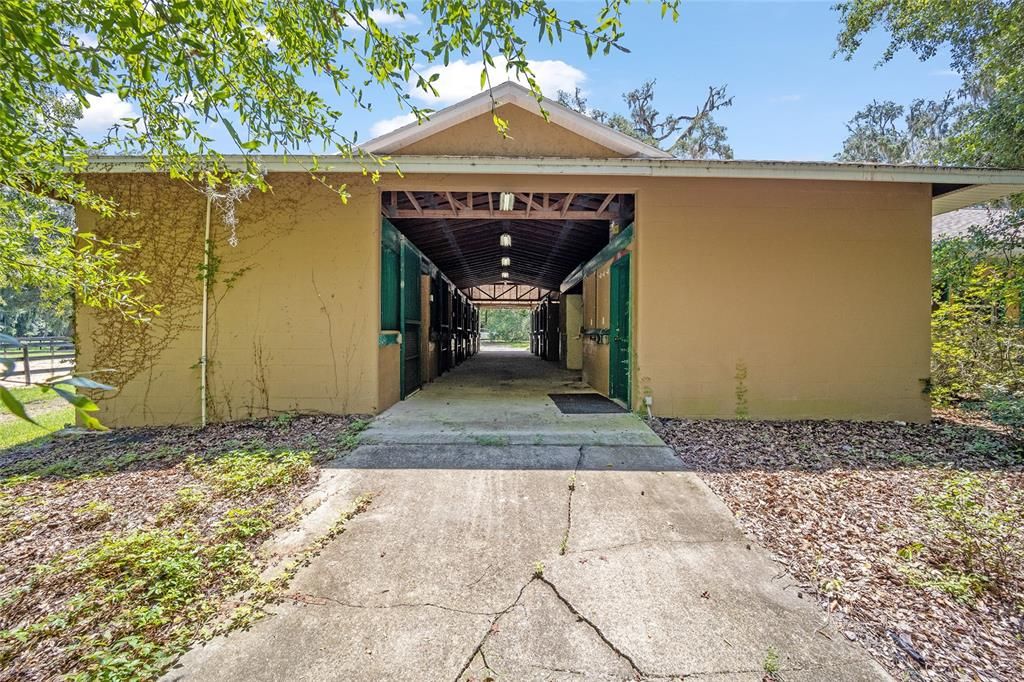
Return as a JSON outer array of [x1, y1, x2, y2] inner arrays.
[[85, 155, 1024, 216], [360, 81, 674, 159], [932, 207, 1011, 240]]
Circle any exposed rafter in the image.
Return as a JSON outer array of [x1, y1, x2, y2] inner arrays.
[[382, 191, 625, 221]]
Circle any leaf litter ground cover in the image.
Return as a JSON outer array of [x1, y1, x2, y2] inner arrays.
[[652, 410, 1024, 682], [0, 413, 370, 681]]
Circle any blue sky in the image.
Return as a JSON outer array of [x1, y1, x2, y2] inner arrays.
[[77, 1, 962, 161], [376, 0, 961, 161]]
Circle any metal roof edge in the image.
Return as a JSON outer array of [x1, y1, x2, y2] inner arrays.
[[82, 155, 1024, 185]]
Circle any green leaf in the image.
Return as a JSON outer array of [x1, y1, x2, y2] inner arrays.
[[61, 376, 115, 391], [76, 409, 108, 431], [1, 386, 38, 426], [52, 386, 99, 412]]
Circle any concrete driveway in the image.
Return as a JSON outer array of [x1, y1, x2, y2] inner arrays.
[[167, 351, 889, 681]]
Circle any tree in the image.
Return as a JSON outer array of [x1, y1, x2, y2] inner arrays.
[[558, 80, 734, 159], [836, 96, 966, 163], [481, 308, 530, 342], [835, 0, 1024, 168], [930, 207, 1024, 412], [0, 0, 681, 421]]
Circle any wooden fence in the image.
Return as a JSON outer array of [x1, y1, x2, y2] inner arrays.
[[0, 336, 75, 385]]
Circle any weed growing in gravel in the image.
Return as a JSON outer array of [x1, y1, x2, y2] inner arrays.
[[762, 646, 780, 679], [187, 448, 312, 497], [335, 419, 370, 451]]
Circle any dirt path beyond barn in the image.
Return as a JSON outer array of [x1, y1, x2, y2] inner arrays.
[[166, 352, 889, 682]]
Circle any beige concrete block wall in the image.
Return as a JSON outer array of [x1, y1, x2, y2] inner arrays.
[[78, 173, 381, 426], [378, 343, 400, 411], [634, 177, 932, 422], [77, 165, 933, 426], [75, 175, 207, 425]]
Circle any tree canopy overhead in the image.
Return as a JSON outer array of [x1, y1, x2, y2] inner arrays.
[[0, 0, 681, 421], [558, 80, 734, 159], [836, 96, 966, 164], [1, 0, 681, 305], [835, 0, 1023, 168]]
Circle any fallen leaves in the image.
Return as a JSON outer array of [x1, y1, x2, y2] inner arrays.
[[0, 413, 369, 680], [653, 412, 1024, 682]]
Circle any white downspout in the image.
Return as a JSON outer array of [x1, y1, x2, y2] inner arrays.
[[200, 195, 212, 426]]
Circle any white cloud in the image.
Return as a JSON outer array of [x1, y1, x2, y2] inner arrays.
[[74, 32, 98, 48], [370, 9, 419, 25], [410, 57, 587, 106], [256, 24, 280, 49], [76, 93, 139, 132], [369, 113, 418, 137], [347, 10, 419, 31]]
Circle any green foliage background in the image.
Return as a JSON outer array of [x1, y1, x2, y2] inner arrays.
[[481, 308, 531, 342]]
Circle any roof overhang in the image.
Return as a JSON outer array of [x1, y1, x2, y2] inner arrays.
[[83, 155, 1024, 215]]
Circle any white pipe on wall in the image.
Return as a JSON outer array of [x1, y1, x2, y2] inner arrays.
[[200, 194, 212, 426]]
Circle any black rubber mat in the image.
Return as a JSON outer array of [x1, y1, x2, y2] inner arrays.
[[548, 393, 627, 414]]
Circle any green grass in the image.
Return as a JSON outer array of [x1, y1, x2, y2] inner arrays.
[[4, 384, 72, 406], [0, 406, 74, 451]]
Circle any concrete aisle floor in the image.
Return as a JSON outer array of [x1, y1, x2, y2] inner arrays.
[[362, 349, 665, 446], [167, 351, 890, 682]]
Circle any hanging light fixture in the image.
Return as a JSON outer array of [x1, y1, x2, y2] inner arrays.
[[499, 192, 515, 211], [499, 232, 512, 247], [501, 271, 510, 279], [500, 256, 511, 267]]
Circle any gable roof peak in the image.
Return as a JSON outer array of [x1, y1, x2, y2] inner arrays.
[[362, 80, 672, 158]]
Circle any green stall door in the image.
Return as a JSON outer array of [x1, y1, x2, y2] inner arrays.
[[609, 254, 631, 407], [400, 239, 422, 397]]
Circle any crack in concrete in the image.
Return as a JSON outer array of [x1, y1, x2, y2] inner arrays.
[[535, 576, 645, 679], [452, 576, 538, 682], [529, 663, 587, 676], [287, 593, 502, 617], [560, 446, 585, 556], [573, 535, 741, 556]]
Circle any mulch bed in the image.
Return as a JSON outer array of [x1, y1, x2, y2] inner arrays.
[[0, 413, 368, 680], [652, 411, 1024, 682]]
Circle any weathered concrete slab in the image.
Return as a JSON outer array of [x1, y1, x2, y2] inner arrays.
[[567, 464, 740, 552], [458, 579, 636, 681], [336, 443, 583, 470], [544, 539, 889, 679], [168, 599, 490, 682], [165, 352, 890, 682], [361, 351, 664, 447]]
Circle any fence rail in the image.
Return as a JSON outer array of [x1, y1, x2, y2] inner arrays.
[[0, 336, 75, 385]]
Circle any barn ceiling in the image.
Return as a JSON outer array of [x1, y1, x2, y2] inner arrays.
[[383, 191, 634, 291]]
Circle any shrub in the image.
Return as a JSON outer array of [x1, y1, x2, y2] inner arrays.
[[216, 505, 275, 541], [898, 472, 1024, 602]]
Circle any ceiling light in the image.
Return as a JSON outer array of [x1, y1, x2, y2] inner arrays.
[[501, 271, 509, 279], [500, 256, 511, 267], [499, 192, 515, 211], [499, 232, 512, 247]]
